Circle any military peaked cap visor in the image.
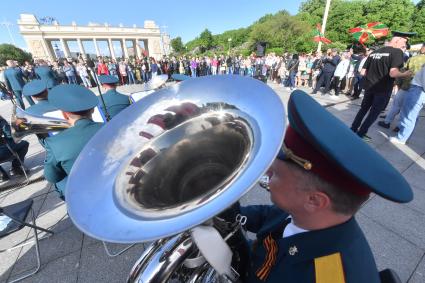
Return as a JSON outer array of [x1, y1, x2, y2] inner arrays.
[[98, 75, 119, 85], [392, 31, 417, 39], [22, 79, 47, 97], [278, 90, 413, 203], [48, 84, 99, 112]]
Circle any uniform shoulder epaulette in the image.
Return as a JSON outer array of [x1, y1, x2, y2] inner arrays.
[[314, 252, 346, 283]]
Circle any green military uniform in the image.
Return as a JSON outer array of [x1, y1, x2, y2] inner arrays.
[[4, 66, 34, 109], [44, 84, 103, 198], [22, 80, 58, 147], [23, 80, 57, 116], [101, 89, 131, 118], [34, 65, 58, 89], [98, 75, 131, 119]]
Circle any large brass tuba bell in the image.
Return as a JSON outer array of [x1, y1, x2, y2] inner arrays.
[[11, 106, 69, 142], [66, 75, 286, 243]]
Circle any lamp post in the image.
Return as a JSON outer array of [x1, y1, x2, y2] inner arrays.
[[317, 0, 332, 53], [0, 19, 16, 45], [227, 38, 232, 54]]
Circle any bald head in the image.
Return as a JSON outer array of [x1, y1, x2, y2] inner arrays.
[[388, 36, 408, 50]]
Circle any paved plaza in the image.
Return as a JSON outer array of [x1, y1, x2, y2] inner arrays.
[[0, 81, 424, 283]]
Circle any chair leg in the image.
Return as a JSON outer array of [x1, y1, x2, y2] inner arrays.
[[7, 208, 41, 283], [102, 241, 136, 257], [6, 233, 53, 252]]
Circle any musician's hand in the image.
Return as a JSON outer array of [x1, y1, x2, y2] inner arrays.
[[403, 70, 413, 78]]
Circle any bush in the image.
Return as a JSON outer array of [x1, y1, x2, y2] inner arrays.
[[266, 47, 284, 55], [0, 44, 33, 65]]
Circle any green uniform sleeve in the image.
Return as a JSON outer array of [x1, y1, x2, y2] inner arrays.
[[44, 140, 67, 184]]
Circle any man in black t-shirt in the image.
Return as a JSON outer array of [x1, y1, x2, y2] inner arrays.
[[351, 32, 414, 141]]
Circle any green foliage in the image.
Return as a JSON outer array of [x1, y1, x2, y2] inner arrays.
[[364, 0, 415, 32], [181, 0, 421, 55], [170, 37, 185, 53], [199, 29, 215, 49], [412, 0, 425, 43], [266, 47, 284, 55], [215, 28, 251, 51], [325, 0, 366, 43], [248, 10, 310, 52], [0, 44, 32, 65]]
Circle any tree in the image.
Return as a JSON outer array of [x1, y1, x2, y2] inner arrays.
[[412, 0, 425, 43], [364, 0, 415, 32], [249, 10, 310, 52], [325, 0, 366, 44], [215, 28, 251, 51], [0, 44, 32, 66], [170, 37, 185, 53], [199, 29, 215, 49]]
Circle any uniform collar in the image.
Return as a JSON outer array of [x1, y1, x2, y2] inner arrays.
[[74, 118, 94, 127], [105, 88, 118, 95], [275, 217, 361, 264]]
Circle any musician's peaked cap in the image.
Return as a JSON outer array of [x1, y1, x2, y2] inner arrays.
[[98, 75, 119, 84], [282, 90, 413, 203], [391, 31, 417, 39], [22, 79, 47, 96], [48, 84, 98, 112], [171, 74, 191, 82]]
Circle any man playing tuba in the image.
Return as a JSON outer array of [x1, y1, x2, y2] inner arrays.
[[241, 91, 412, 283]]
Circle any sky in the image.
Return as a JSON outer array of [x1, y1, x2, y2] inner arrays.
[[0, 0, 302, 52], [1, 0, 420, 55]]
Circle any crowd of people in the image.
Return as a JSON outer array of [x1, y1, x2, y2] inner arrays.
[[0, 28, 423, 283]]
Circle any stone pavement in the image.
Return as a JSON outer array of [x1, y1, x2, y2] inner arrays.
[[0, 80, 424, 283]]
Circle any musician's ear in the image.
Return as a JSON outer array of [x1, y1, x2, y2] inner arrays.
[[61, 111, 69, 120], [304, 191, 331, 212]]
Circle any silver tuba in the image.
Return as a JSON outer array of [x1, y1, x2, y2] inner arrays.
[[65, 76, 286, 282], [10, 106, 69, 142]]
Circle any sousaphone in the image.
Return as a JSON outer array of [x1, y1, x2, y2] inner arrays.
[[66, 75, 286, 282]]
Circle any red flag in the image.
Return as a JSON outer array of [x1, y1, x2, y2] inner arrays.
[[313, 23, 332, 44], [349, 22, 389, 45]]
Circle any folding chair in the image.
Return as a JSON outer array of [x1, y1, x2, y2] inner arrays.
[[102, 241, 136, 257], [0, 199, 54, 283], [379, 269, 402, 283], [64, 211, 135, 258]]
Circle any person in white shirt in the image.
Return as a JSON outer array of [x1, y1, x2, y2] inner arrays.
[[331, 52, 350, 97]]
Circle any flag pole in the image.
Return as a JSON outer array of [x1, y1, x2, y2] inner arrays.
[[317, 0, 332, 53]]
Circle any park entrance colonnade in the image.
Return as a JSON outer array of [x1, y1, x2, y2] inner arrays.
[[18, 14, 170, 61]]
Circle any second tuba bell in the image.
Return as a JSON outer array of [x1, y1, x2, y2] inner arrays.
[[10, 106, 69, 142]]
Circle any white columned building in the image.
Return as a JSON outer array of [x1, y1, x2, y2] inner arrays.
[[17, 14, 168, 61]]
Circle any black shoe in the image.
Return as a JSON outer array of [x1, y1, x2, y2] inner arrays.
[[0, 174, 10, 182], [350, 96, 360, 100], [378, 121, 390, 129], [9, 167, 30, 177], [311, 91, 317, 95], [379, 114, 387, 119], [393, 127, 400, 133]]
